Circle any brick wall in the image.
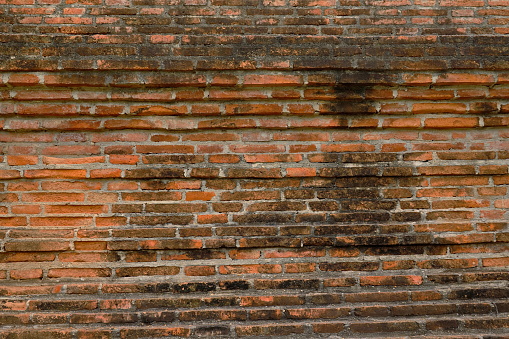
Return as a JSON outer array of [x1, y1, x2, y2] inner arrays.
[[0, 1, 508, 338]]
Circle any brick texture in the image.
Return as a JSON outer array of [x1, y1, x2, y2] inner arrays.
[[0, 1, 509, 338]]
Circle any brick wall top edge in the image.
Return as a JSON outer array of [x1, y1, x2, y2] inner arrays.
[[2, 0, 509, 72]]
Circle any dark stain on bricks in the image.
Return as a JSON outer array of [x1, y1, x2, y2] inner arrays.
[[142, 283, 173, 294], [172, 282, 216, 294], [219, 280, 250, 290]]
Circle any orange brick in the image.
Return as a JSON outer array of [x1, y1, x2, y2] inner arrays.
[[402, 73, 433, 86], [184, 265, 216, 276], [8, 74, 40, 86], [90, 169, 122, 178], [424, 117, 479, 129], [7, 155, 38, 166], [286, 167, 316, 177], [412, 103, 467, 114], [48, 268, 111, 278], [360, 275, 423, 286], [494, 199, 509, 208], [482, 257, 509, 267], [435, 73, 495, 86], [24, 169, 86, 179], [10, 269, 43, 280], [383, 118, 421, 128], [30, 217, 94, 227], [284, 263, 316, 273], [11, 205, 41, 214], [197, 214, 228, 224], [186, 191, 215, 201], [17, 104, 79, 116], [42, 156, 105, 165], [243, 74, 303, 86], [225, 104, 283, 115]]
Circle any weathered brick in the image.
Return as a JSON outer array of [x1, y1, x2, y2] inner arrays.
[[1, 4, 508, 337]]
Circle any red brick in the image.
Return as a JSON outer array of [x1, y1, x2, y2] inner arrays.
[[219, 264, 282, 275], [418, 258, 478, 269], [42, 156, 105, 165], [209, 154, 241, 163], [48, 268, 111, 278], [184, 266, 216, 276], [8, 73, 40, 86], [483, 257, 509, 267], [424, 117, 479, 128], [30, 217, 94, 227], [284, 263, 316, 273], [225, 104, 283, 115], [10, 269, 43, 280], [240, 295, 305, 307], [209, 89, 268, 100], [412, 103, 467, 114], [185, 191, 215, 201], [344, 291, 408, 303], [59, 253, 116, 263], [435, 73, 495, 85], [360, 275, 423, 286], [211, 74, 239, 86], [116, 266, 180, 277], [236, 324, 304, 336], [243, 74, 303, 86], [5, 241, 69, 252], [0, 170, 21, 179], [244, 154, 302, 163], [229, 249, 261, 260], [350, 321, 419, 333], [286, 167, 316, 177], [312, 322, 345, 333], [7, 155, 38, 166], [287, 307, 349, 319], [119, 328, 190, 338], [18, 104, 79, 116], [402, 73, 433, 85]]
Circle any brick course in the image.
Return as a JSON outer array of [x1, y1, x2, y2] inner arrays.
[[0, 0, 508, 338]]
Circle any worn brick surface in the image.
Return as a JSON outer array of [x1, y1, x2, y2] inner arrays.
[[0, 1, 508, 338]]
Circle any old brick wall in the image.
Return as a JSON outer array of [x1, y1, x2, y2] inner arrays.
[[0, 0, 508, 338]]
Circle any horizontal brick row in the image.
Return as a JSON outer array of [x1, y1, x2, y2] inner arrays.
[[3, 36, 509, 47], [1, 259, 508, 279], [1, 244, 508, 279], [2, 117, 508, 132], [1, 299, 508, 319], [1, 154, 507, 166], [2, 71, 509, 87], [3, 104, 509, 119], [3, 40, 509, 71], [2, 285, 508, 308], [5, 87, 509, 101], [2, 270, 508, 294], [0, 214, 505, 227], [2, 224, 506, 238], [6, 7, 509, 23], [0, 166, 507, 178], [0, 317, 507, 338], [1, 229, 507, 249], [5, 57, 509, 72]]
